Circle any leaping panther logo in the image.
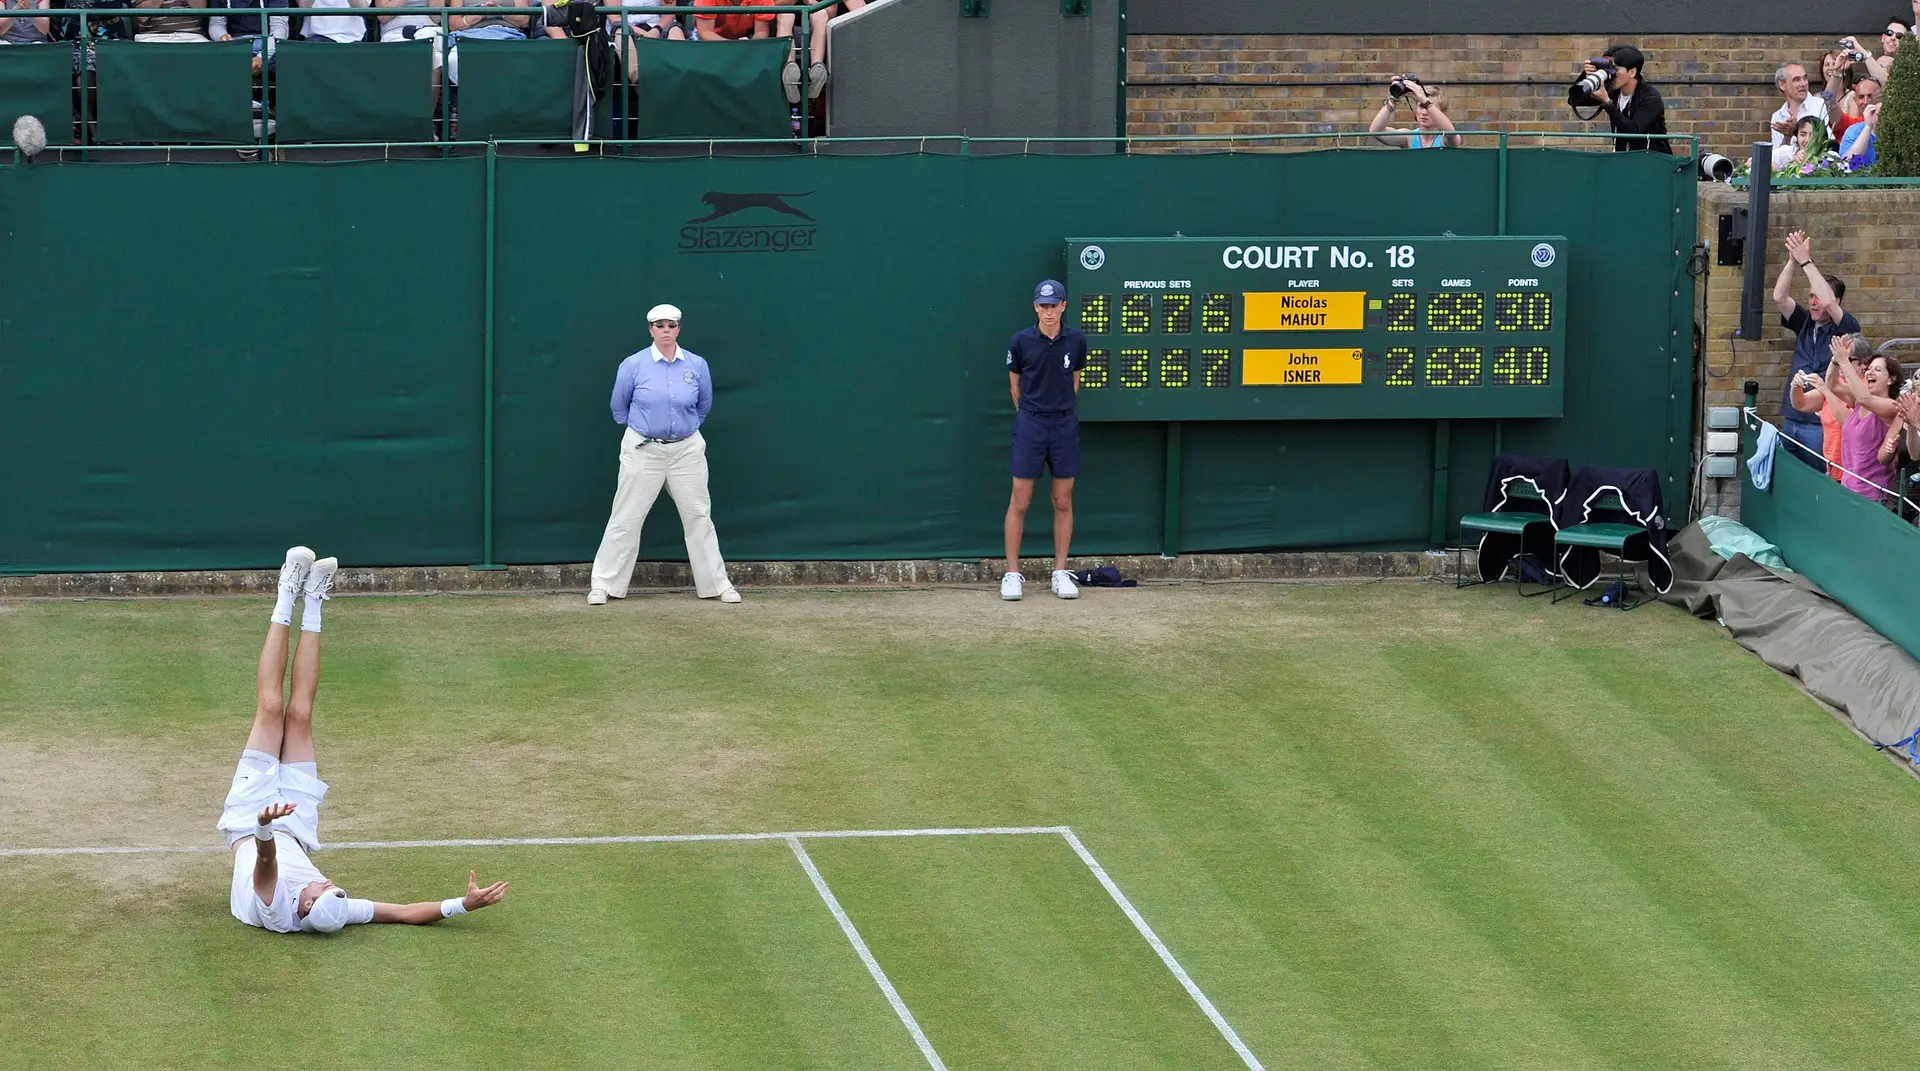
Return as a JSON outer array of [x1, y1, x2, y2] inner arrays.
[[686, 191, 817, 224]]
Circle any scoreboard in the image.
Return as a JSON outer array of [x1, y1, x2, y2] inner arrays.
[[1065, 236, 1569, 421]]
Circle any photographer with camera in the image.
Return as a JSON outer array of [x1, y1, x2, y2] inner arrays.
[[1572, 46, 1671, 154], [1367, 75, 1459, 149]]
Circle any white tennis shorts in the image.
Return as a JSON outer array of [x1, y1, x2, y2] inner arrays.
[[217, 749, 329, 850]]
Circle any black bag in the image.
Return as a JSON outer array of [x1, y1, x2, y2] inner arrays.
[[551, 0, 610, 98]]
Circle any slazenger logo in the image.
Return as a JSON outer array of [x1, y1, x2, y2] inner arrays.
[[679, 191, 818, 255]]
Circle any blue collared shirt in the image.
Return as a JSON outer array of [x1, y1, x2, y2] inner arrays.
[[609, 344, 713, 439]]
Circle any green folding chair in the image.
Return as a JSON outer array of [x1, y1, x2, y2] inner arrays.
[[1456, 482, 1556, 595], [1550, 489, 1647, 609]]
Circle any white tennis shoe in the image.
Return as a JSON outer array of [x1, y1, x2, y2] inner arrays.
[[1051, 570, 1080, 600], [279, 546, 314, 599], [587, 589, 608, 606], [304, 556, 338, 601], [1000, 572, 1024, 601]]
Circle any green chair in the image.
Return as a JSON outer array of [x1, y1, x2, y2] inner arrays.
[[1457, 482, 1557, 595], [1551, 489, 1647, 609]]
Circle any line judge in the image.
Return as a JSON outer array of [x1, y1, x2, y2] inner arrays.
[[588, 304, 742, 606]]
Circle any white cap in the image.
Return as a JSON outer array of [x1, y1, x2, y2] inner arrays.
[[299, 888, 352, 934], [646, 304, 682, 323]]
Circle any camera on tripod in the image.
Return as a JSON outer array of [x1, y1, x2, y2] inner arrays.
[[1569, 56, 1615, 105]]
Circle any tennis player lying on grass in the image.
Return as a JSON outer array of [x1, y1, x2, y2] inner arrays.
[[216, 546, 510, 934]]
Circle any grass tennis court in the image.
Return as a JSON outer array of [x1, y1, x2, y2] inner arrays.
[[4, 582, 1920, 1069]]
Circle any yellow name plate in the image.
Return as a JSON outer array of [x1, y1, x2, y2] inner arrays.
[[1243, 349, 1364, 385], [1243, 291, 1366, 331]]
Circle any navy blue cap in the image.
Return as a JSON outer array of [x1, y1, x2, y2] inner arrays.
[[1033, 279, 1066, 304]]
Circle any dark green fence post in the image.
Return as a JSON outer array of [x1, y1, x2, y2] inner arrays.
[[1161, 420, 1182, 557], [1429, 420, 1451, 547], [476, 138, 505, 570]]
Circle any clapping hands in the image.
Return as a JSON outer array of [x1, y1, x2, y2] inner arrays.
[[1784, 230, 1812, 266]]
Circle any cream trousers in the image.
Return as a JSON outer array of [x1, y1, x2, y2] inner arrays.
[[590, 428, 733, 598]]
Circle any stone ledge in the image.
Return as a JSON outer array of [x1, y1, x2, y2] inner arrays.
[[0, 552, 1467, 598]]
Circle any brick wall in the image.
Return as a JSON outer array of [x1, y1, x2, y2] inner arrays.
[[1695, 184, 1920, 517], [1128, 34, 1861, 159]]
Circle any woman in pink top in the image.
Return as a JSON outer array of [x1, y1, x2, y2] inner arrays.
[[1826, 336, 1905, 501]]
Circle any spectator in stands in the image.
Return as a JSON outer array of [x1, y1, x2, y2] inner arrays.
[[692, 0, 774, 41], [1772, 115, 1835, 171], [209, 0, 289, 74], [1827, 67, 1878, 144], [0, 0, 53, 45], [1773, 230, 1860, 470], [1838, 19, 1906, 83], [611, 0, 687, 40], [1581, 45, 1670, 154], [1897, 385, 1920, 471], [1791, 333, 1869, 480], [134, 0, 210, 42], [775, 0, 862, 104], [437, 0, 531, 89], [1840, 102, 1880, 167], [375, 0, 436, 41], [1771, 62, 1828, 147], [1367, 76, 1458, 148], [1828, 338, 1906, 501], [297, 0, 369, 42]]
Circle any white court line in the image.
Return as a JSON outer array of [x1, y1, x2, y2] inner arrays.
[[0, 825, 1072, 859], [1060, 829, 1267, 1071], [788, 836, 950, 1071]]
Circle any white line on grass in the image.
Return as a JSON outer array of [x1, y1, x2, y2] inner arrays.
[[1060, 829, 1267, 1071], [787, 836, 949, 1071], [0, 825, 1072, 858]]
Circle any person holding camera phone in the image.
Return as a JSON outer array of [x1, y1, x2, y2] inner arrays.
[[1574, 46, 1671, 154], [1368, 75, 1459, 149]]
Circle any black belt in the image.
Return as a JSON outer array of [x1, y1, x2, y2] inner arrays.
[[635, 432, 690, 446]]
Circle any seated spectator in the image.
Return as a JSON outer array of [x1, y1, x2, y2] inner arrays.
[[440, 0, 530, 87], [1367, 76, 1458, 149], [374, 0, 436, 41], [1840, 101, 1880, 168], [297, 0, 369, 42], [1772, 114, 1835, 171], [1770, 61, 1828, 147], [1827, 338, 1906, 501], [208, 0, 289, 74], [691, 0, 774, 41], [0, 0, 54, 45], [1829, 71, 1879, 143], [775, 0, 861, 103], [1791, 333, 1871, 480], [612, 0, 687, 41], [134, 0, 209, 42]]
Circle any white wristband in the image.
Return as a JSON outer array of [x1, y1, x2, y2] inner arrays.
[[254, 822, 274, 843], [440, 897, 468, 918]]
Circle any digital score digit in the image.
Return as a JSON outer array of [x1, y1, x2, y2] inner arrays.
[[1200, 348, 1231, 387], [1493, 291, 1552, 332], [1078, 294, 1110, 335], [1385, 292, 1416, 333], [1492, 346, 1551, 386], [1160, 348, 1190, 388], [1162, 293, 1193, 334], [1082, 348, 1109, 389], [1118, 348, 1151, 388], [1201, 293, 1233, 334], [1385, 346, 1415, 387], [1427, 292, 1484, 332], [1426, 346, 1484, 386], [1120, 294, 1153, 335]]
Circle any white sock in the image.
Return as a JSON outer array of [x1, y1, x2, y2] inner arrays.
[[300, 594, 324, 633], [272, 586, 296, 627]]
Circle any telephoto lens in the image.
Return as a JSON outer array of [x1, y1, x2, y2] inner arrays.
[[1698, 153, 1734, 181], [1568, 58, 1613, 106]]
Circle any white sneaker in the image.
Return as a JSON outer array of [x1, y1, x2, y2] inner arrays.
[[1051, 570, 1080, 600], [782, 58, 801, 104], [587, 589, 608, 606], [719, 588, 742, 604], [279, 546, 314, 599], [304, 557, 338, 601], [808, 61, 829, 100], [1000, 571, 1024, 600]]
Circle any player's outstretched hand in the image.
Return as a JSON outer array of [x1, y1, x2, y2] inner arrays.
[[256, 802, 297, 825], [463, 871, 510, 912]]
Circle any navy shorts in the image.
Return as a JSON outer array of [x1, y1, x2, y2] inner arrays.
[[1010, 410, 1079, 479]]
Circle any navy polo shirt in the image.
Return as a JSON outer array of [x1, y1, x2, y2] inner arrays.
[[1781, 302, 1860, 425], [1006, 325, 1088, 416]]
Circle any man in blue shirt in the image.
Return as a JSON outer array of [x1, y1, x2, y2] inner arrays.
[[1771, 230, 1859, 469], [588, 303, 742, 606], [1002, 279, 1087, 601]]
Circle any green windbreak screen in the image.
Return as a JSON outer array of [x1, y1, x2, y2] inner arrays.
[[94, 40, 253, 144], [275, 40, 435, 144], [0, 149, 1693, 571], [626, 36, 788, 140], [455, 37, 577, 141], [1741, 434, 1920, 662], [0, 43, 75, 147]]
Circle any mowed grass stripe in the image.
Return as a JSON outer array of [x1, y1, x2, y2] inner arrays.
[[801, 833, 1251, 1071], [0, 844, 931, 1070]]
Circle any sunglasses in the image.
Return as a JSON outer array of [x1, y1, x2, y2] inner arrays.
[[1887, 28, 1908, 37], [650, 320, 680, 328]]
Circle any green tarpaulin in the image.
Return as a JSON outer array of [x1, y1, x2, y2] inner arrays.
[[0, 43, 74, 148], [275, 40, 435, 144], [625, 36, 787, 140], [455, 37, 577, 142], [94, 40, 253, 144]]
